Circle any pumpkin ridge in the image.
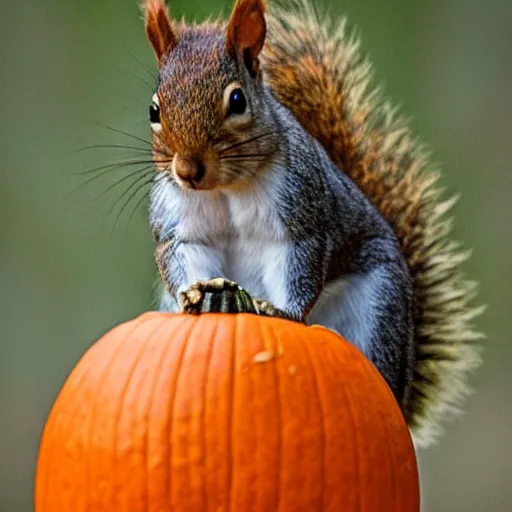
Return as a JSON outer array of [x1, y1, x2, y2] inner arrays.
[[203, 314, 234, 508], [242, 315, 258, 508], [110, 318, 163, 508], [38, 321, 136, 509], [297, 327, 326, 510], [260, 317, 283, 511], [168, 317, 196, 509], [226, 314, 240, 512], [105, 318, 162, 509], [148, 316, 192, 509], [137, 317, 174, 510], [85, 320, 143, 510], [199, 315, 219, 511], [171, 315, 217, 508], [335, 347, 363, 510], [359, 358, 397, 506], [37, 362, 94, 511], [362, 359, 419, 510]]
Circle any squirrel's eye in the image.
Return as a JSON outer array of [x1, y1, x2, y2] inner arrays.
[[149, 103, 160, 124], [228, 88, 247, 116], [149, 93, 162, 133]]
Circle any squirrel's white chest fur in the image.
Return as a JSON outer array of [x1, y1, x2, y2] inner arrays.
[[223, 182, 289, 302], [151, 173, 290, 306]]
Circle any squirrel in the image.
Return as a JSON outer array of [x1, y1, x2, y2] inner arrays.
[[141, 0, 483, 447]]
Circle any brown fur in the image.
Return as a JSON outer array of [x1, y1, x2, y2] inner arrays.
[[143, 0, 177, 63], [226, 0, 267, 76], [145, 15, 281, 191]]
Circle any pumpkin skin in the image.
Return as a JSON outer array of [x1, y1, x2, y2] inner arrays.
[[35, 312, 420, 511]]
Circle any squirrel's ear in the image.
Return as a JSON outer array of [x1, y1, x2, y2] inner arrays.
[[142, 0, 177, 63], [226, 0, 266, 76]]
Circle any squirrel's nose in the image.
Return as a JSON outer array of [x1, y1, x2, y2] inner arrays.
[[173, 154, 205, 184]]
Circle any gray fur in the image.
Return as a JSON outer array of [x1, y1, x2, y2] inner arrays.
[[149, 27, 415, 405]]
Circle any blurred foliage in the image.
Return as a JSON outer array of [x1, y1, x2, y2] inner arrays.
[[1, 0, 511, 510]]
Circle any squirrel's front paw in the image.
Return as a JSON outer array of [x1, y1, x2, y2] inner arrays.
[[179, 278, 257, 315], [252, 298, 300, 322], [252, 298, 281, 317]]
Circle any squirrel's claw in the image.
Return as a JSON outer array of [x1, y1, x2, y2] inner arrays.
[[252, 298, 301, 323], [252, 298, 281, 317]]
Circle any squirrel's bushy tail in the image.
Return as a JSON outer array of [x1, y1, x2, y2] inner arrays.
[[262, 0, 483, 447]]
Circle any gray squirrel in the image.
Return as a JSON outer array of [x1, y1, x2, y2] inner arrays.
[[142, 0, 482, 446]]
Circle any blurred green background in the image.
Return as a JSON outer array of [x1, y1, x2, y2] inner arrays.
[[1, 0, 510, 510]]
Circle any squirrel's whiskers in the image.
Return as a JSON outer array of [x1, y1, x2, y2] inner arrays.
[[73, 122, 162, 232]]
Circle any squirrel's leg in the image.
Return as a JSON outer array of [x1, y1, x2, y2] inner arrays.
[[260, 238, 326, 322], [308, 262, 414, 406], [155, 237, 225, 312], [158, 288, 179, 312]]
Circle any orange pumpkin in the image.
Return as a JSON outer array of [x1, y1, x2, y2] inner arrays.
[[35, 312, 419, 511]]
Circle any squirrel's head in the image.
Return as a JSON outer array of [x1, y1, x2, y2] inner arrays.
[[143, 0, 279, 191]]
